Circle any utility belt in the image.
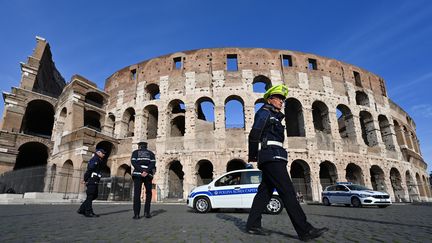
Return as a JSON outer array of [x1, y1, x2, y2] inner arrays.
[[258, 139, 283, 150], [91, 172, 102, 178]]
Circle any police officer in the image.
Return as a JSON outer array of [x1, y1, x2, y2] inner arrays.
[[131, 141, 156, 219], [77, 148, 106, 217], [246, 84, 328, 241]]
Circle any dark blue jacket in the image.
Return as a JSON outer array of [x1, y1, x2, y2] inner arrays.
[[248, 103, 288, 166], [83, 155, 104, 184], [131, 148, 156, 177]]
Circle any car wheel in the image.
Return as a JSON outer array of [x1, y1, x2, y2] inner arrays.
[[378, 205, 388, 208], [351, 197, 362, 208], [194, 197, 211, 213], [322, 197, 331, 206], [265, 196, 283, 214], [344, 204, 351, 207]]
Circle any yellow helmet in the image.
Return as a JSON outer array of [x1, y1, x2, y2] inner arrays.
[[263, 84, 289, 100]]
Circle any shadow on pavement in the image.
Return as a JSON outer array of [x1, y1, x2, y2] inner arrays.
[[215, 213, 297, 240], [311, 213, 432, 229], [151, 209, 167, 217], [98, 209, 132, 216]]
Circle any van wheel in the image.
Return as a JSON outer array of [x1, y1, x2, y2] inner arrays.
[[322, 197, 331, 206], [194, 197, 211, 213], [351, 197, 362, 208], [265, 196, 283, 214]]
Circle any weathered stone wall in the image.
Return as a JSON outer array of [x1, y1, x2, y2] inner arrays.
[[1, 39, 430, 202]]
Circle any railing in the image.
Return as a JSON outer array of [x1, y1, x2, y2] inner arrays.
[[0, 165, 133, 201]]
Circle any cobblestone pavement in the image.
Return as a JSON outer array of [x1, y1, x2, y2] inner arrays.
[[0, 203, 431, 242]]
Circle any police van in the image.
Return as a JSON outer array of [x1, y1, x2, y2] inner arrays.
[[321, 182, 392, 208], [187, 169, 283, 214]]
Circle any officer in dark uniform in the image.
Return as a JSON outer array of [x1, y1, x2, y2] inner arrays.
[[246, 84, 328, 241], [77, 148, 106, 217], [131, 141, 156, 219]]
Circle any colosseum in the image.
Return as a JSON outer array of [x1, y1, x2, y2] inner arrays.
[[0, 36, 430, 203]]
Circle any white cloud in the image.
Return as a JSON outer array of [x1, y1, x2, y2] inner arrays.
[[411, 104, 432, 118]]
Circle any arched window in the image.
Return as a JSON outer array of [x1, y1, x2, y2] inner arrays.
[[355, 91, 369, 106], [20, 100, 55, 137], [252, 75, 272, 93], [85, 92, 104, 108], [225, 96, 245, 129], [359, 111, 378, 147], [285, 98, 305, 137]]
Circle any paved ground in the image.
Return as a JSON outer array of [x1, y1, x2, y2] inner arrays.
[[0, 203, 431, 242]]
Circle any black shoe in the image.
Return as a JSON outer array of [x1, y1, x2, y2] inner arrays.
[[77, 210, 84, 215], [246, 227, 270, 236], [144, 213, 152, 218], [132, 215, 140, 220], [299, 227, 329, 242], [91, 213, 100, 217]]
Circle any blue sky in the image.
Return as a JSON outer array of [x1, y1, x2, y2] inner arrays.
[[0, 0, 431, 172]]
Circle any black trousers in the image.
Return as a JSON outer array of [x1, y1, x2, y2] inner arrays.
[[133, 176, 153, 216], [78, 183, 98, 215], [246, 161, 313, 237]]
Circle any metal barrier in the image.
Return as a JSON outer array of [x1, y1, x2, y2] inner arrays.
[[0, 165, 133, 201]]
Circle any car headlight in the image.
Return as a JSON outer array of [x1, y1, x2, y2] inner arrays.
[[359, 194, 369, 198]]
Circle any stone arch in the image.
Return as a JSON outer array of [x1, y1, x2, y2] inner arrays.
[[285, 98, 305, 137], [195, 97, 215, 130], [122, 107, 136, 138], [378, 115, 395, 150], [168, 99, 186, 137], [370, 165, 386, 191], [359, 111, 378, 147], [290, 160, 312, 201], [116, 164, 132, 178], [14, 142, 49, 170], [96, 141, 116, 158], [416, 173, 426, 199], [143, 105, 159, 139], [390, 168, 404, 202], [84, 110, 102, 131], [196, 159, 214, 186], [355, 91, 369, 106], [85, 91, 104, 108], [107, 113, 116, 136], [403, 126, 413, 150], [167, 160, 184, 198], [405, 171, 418, 202], [393, 120, 404, 147], [319, 161, 338, 189], [226, 159, 246, 172], [59, 160, 74, 193], [59, 107, 67, 121], [252, 75, 272, 93], [20, 99, 55, 137], [145, 83, 160, 100], [312, 101, 331, 134], [336, 104, 356, 142], [345, 163, 364, 185], [225, 95, 245, 129], [254, 98, 265, 113]]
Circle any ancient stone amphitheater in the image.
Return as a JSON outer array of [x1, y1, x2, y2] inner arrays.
[[0, 37, 430, 202]]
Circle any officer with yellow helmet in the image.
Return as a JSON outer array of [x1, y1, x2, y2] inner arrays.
[[246, 84, 328, 241]]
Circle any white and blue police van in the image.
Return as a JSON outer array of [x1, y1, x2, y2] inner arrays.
[[321, 182, 392, 208], [187, 169, 283, 214]]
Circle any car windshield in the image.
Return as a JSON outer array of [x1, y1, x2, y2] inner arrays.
[[346, 184, 372, 191]]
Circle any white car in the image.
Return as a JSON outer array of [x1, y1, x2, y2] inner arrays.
[[187, 169, 283, 214], [321, 182, 392, 208]]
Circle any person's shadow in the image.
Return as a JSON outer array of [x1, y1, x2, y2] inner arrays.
[[215, 213, 297, 240]]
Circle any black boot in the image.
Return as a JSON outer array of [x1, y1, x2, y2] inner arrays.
[[299, 227, 329, 242]]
